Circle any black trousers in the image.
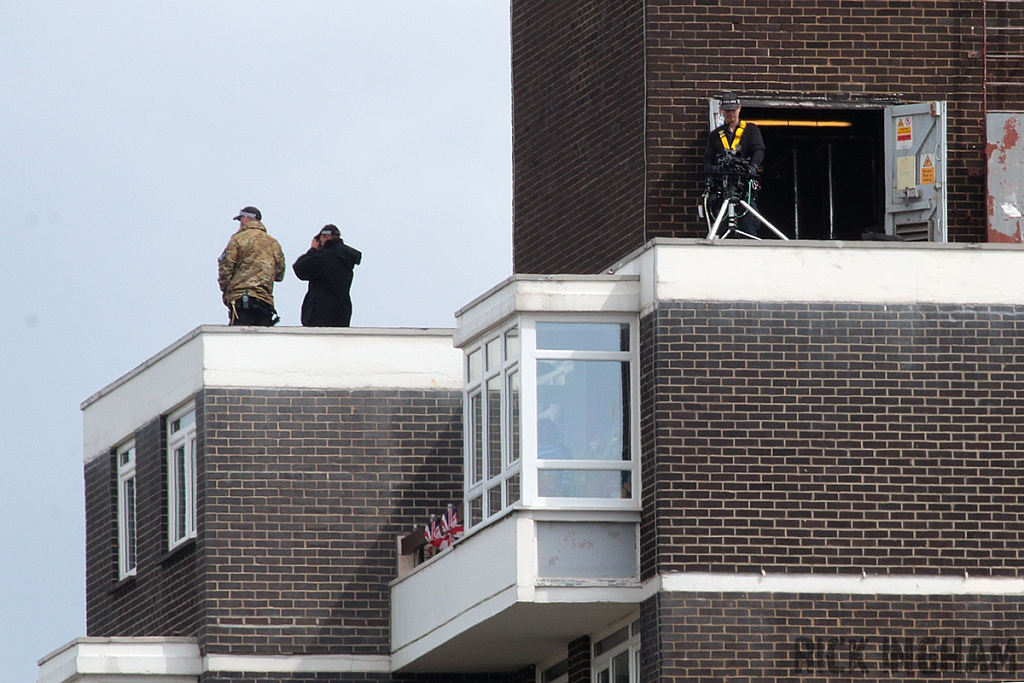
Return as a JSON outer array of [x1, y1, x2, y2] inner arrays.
[[228, 296, 278, 327]]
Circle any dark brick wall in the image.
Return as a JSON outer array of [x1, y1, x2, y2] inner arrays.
[[85, 414, 201, 637], [512, 0, 1024, 272], [85, 386, 466, 660], [199, 388, 464, 656], [567, 635, 591, 683], [639, 595, 660, 683], [645, 592, 1023, 683], [643, 302, 1024, 578], [511, 0, 647, 274]]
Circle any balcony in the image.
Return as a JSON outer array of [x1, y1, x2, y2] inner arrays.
[[390, 508, 642, 672]]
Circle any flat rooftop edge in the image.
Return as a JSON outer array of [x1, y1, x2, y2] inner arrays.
[[81, 325, 456, 410]]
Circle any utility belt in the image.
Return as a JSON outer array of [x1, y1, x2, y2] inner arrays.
[[231, 293, 280, 325]]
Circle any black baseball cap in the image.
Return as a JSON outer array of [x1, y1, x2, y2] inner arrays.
[[318, 224, 341, 237], [720, 94, 741, 111], [233, 206, 262, 221]]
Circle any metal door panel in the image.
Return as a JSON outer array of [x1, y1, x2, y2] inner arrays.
[[884, 102, 947, 241]]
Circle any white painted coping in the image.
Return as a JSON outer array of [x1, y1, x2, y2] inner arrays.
[[82, 326, 462, 464], [607, 238, 1024, 312], [454, 275, 641, 347], [37, 637, 392, 683]]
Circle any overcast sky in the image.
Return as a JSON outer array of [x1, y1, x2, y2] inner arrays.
[[0, 4, 511, 680]]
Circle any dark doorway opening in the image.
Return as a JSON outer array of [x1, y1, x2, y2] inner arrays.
[[741, 107, 884, 240]]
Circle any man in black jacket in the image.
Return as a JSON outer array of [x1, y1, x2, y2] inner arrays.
[[292, 224, 362, 327], [703, 94, 766, 238]]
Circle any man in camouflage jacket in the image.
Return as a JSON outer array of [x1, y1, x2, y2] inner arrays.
[[218, 206, 286, 326]]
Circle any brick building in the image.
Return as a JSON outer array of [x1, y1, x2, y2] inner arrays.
[[39, 2, 1024, 683], [511, 0, 1024, 272]]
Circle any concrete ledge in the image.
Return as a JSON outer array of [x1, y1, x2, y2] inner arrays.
[[82, 326, 462, 463], [37, 638, 395, 682]]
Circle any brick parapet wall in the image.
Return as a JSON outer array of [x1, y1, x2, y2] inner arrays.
[[199, 387, 464, 656], [646, 591, 1023, 682], [644, 301, 1024, 576], [85, 415, 201, 637]]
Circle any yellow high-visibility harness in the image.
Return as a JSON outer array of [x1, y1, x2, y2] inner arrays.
[[718, 121, 747, 152]]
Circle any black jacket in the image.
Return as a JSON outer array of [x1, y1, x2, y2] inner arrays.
[[703, 120, 766, 173], [292, 240, 362, 327]]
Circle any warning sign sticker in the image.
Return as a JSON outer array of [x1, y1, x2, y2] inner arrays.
[[920, 153, 935, 185], [896, 117, 913, 150]]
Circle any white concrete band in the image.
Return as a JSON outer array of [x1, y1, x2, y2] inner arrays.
[[653, 571, 1024, 597]]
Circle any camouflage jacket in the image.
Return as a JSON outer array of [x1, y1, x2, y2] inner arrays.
[[217, 220, 286, 307]]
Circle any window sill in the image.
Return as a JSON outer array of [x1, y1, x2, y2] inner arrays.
[[109, 574, 136, 594], [160, 536, 196, 565]]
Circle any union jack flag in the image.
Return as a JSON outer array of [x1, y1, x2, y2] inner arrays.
[[425, 516, 445, 549], [440, 505, 464, 545]]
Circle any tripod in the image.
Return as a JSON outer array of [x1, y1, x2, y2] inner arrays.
[[702, 156, 788, 241]]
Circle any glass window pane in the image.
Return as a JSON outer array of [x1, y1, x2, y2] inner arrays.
[[470, 496, 483, 527], [471, 393, 483, 483], [485, 337, 501, 372], [174, 446, 187, 540], [595, 627, 630, 655], [597, 669, 610, 683], [124, 478, 136, 571], [170, 409, 195, 434], [538, 470, 631, 499], [541, 659, 568, 683], [612, 650, 630, 683], [507, 370, 520, 464], [487, 484, 502, 516], [505, 327, 519, 361], [468, 348, 482, 383], [126, 480, 136, 564], [487, 377, 501, 478], [506, 472, 520, 504], [537, 360, 629, 461], [536, 322, 628, 351]]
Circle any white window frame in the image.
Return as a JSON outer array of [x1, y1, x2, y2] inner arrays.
[[522, 314, 640, 511], [116, 440, 137, 579], [464, 322, 521, 530], [462, 314, 640, 533], [592, 616, 641, 683], [167, 404, 197, 550]]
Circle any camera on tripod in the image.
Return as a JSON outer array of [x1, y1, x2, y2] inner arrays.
[[700, 153, 787, 241], [704, 153, 759, 209]]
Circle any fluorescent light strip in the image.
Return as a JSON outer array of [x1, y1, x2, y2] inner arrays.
[[749, 119, 853, 128]]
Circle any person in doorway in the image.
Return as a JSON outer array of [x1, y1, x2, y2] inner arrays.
[[292, 224, 362, 327], [217, 206, 286, 326], [703, 93, 766, 238]]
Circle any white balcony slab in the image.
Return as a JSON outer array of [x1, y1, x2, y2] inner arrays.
[[390, 511, 643, 672]]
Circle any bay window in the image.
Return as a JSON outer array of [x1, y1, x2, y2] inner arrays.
[[463, 315, 638, 532]]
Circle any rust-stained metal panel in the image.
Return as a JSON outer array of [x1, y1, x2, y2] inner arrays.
[[987, 112, 1023, 243]]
